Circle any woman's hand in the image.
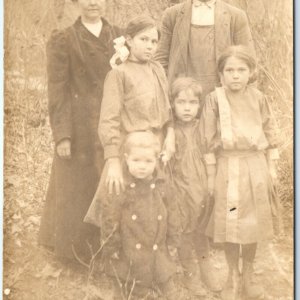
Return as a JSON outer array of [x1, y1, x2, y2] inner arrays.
[[56, 139, 71, 159], [105, 157, 124, 195]]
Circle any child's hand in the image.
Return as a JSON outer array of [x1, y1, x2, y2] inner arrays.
[[161, 128, 176, 166], [160, 151, 172, 166], [56, 139, 71, 159], [268, 159, 278, 186], [207, 175, 215, 197], [105, 158, 124, 195], [168, 245, 177, 258], [206, 164, 216, 197]]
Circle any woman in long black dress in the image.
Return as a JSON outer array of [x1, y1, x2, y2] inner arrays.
[[38, 0, 120, 262]]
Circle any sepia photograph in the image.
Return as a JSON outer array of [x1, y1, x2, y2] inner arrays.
[[4, 0, 293, 299]]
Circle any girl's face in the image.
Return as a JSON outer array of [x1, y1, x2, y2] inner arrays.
[[126, 27, 159, 62], [174, 88, 200, 122], [125, 147, 157, 180], [219, 56, 252, 92], [76, 0, 106, 23]]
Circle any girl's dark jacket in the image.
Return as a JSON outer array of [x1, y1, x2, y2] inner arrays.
[[38, 17, 120, 259], [101, 170, 182, 287]]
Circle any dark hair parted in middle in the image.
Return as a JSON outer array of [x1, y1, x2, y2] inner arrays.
[[125, 15, 160, 39], [217, 45, 257, 73], [171, 77, 203, 102]]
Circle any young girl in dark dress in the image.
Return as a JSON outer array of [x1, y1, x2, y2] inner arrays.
[[170, 77, 220, 297]]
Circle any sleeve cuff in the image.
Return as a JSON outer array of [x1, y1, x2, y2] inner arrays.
[[204, 153, 216, 165], [104, 145, 120, 160], [53, 126, 72, 145], [267, 148, 280, 160]]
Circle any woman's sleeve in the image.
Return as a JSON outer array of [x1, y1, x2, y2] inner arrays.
[[47, 30, 71, 144], [260, 95, 280, 160], [200, 93, 220, 165], [155, 7, 174, 74], [98, 69, 124, 160]]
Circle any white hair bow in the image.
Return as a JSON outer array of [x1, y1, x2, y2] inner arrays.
[[109, 36, 130, 68]]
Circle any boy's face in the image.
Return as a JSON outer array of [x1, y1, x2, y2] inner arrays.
[[125, 147, 157, 180], [174, 88, 200, 122]]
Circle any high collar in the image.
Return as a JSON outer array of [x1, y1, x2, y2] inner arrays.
[[193, 0, 216, 9], [122, 166, 165, 193], [74, 16, 111, 39], [75, 16, 109, 27], [175, 118, 198, 128], [127, 58, 151, 65]]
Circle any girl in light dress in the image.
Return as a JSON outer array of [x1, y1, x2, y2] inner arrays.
[[200, 45, 280, 300], [85, 15, 175, 244]]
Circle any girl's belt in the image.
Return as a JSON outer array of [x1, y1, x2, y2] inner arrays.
[[218, 149, 264, 158]]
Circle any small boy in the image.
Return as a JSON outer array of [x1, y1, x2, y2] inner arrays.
[[100, 131, 182, 299]]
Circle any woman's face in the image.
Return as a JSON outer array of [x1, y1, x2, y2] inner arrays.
[[76, 0, 106, 23]]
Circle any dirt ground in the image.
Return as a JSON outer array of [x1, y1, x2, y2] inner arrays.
[[3, 76, 294, 300]]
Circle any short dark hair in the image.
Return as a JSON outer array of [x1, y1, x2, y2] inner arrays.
[[217, 45, 257, 73], [125, 15, 160, 39]]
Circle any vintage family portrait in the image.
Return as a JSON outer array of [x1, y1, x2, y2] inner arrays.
[[4, 0, 293, 299]]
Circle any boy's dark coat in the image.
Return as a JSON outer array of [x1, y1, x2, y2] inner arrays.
[[101, 173, 181, 286], [155, 0, 255, 85]]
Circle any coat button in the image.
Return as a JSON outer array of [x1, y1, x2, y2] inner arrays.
[[74, 94, 78, 99], [150, 183, 155, 189], [130, 183, 136, 188], [132, 214, 137, 221], [153, 244, 158, 251], [157, 215, 162, 221], [136, 243, 141, 250]]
